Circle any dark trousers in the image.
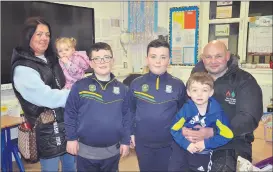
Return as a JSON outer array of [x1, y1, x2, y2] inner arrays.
[[210, 149, 252, 172], [169, 142, 212, 172], [76, 154, 120, 172], [135, 142, 172, 172]]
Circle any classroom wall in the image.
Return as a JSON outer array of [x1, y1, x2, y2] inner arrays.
[[53, 1, 272, 111], [53, 1, 202, 73]]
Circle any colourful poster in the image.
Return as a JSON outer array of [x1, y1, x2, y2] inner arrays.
[[173, 12, 184, 29], [184, 11, 196, 29], [169, 6, 199, 65]]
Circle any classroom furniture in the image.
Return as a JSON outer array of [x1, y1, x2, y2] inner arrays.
[[1, 115, 24, 172], [253, 121, 272, 164]]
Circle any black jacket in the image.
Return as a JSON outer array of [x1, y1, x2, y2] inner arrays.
[[192, 55, 263, 156], [11, 47, 67, 159], [122, 73, 142, 87]]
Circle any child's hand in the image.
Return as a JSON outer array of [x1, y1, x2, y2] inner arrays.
[[195, 140, 205, 152], [61, 57, 69, 64], [120, 144, 130, 158], [187, 143, 198, 154], [66, 140, 79, 155]]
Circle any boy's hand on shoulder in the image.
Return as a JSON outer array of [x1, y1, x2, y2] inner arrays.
[[195, 140, 205, 152], [187, 143, 198, 154], [66, 140, 79, 155], [120, 144, 130, 158]]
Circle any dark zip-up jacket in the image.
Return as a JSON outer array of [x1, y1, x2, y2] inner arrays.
[[192, 55, 263, 156], [11, 47, 67, 159], [64, 74, 131, 146], [129, 72, 186, 148]]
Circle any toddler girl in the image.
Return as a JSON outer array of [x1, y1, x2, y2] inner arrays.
[[55, 37, 90, 89]]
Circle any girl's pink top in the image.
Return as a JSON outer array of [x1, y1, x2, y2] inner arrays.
[[59, 51, 90, 89]]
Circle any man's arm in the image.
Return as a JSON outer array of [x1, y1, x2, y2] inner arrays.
[[231, 78, 263, 136], [13, 66, 70, 108], [182, 126, 214, 143]]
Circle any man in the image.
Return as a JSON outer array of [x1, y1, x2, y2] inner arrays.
[[183, 40, 263, 171]]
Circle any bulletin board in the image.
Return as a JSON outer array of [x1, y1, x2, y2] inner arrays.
[[169, 6, 199, 65]]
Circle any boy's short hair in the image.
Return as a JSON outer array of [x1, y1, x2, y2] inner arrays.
[[147, 39, 170, 56], [89, 42, 113, 59], [187, 72, 214, 89]]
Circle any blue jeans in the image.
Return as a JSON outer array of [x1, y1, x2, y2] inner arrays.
[[40, 153, 76, 172]]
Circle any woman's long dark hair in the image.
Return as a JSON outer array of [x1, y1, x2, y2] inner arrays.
[[20, 16, 55, 57]]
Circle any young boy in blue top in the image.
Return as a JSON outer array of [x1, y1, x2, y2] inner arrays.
[[64, 42, 130, 172], [129, 39, 186, 171], [169, 72, 234, 172]]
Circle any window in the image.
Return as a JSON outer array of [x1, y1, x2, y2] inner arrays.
[[200, 2, 273, 65], [246, 1, 273, 64], [249, 1, 273, 17], [209, 23, 239, 55]]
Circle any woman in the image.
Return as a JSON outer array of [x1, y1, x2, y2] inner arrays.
[[11, 16, 75, 172]]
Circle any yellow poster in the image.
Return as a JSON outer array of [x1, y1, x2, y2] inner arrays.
[[173, 12, 184, 29], [216, 6, 232, 19]]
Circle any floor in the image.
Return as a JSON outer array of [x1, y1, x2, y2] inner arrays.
[[12, 123, 272, 171], [13, 149, 139, 172]]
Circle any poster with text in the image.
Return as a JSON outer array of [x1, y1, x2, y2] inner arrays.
[[169, 6, 199, 65]]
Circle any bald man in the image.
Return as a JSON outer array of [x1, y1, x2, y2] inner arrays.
[[170, 40, 263, 172]]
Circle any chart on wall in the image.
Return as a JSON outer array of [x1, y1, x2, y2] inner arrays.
[[247, 15, 272, 64], [169, 6, 199, 65], [248, 16, 272, 54]]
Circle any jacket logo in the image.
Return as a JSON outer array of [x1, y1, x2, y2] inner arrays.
[[225, 90, 236, 105], [89, 84, 96, 92], [165, 85, 173, 93], [189, 113, 206, 127], [113, 87, 120, 95], [142, 84, 149, 92]]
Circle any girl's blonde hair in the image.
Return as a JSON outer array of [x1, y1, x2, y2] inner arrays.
[[55, 37, 77, 49]]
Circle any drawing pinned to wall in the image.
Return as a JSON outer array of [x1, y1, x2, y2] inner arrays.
[[248, 15, 273, 55], [216, 6, 232, 19], [215, 24, 230, 36], [169, 6, 199, 65]]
